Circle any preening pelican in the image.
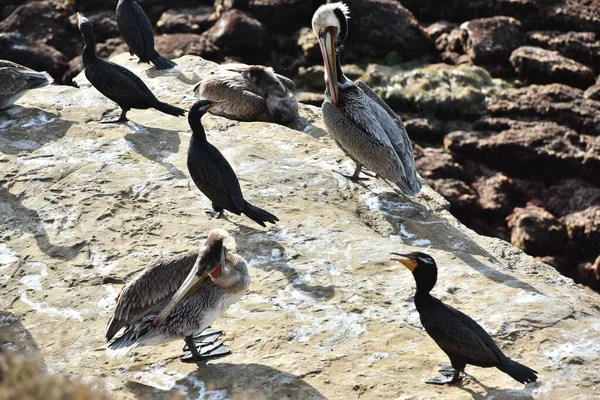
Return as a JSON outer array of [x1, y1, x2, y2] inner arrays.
[[312, 2, 422, 196], [105, 229, 250, 363]]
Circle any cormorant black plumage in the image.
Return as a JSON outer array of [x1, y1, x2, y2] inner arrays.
[[77, 14, 185, 123], [186, 100, 279, 228], [392, 251, 538, 385], [116, 0, 176, 70]]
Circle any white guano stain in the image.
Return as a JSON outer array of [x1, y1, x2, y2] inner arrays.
[[20, 292, 83, 321]]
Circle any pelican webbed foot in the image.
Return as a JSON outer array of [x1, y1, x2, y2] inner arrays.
[[181, 334, 231, 364], [333, 164, 370, 181]]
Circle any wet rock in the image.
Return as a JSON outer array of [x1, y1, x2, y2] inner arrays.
[[473, 173, 514, 217], [338, 0, 436, 63], [205, 9, 270, 64], [460, 16, 524, 67], [444, 122, 600, 185], [0, 0, 80, 60], [507, 205, 567, 256], [367, 63, 502, 119], [563, 206, 600, 256], [488, 84, 600, 136], [509, 46, 596, 89], [156, 5, 216, 34], [528, 31, 600, 73], [404, 118, 444, 143], [0, 33, 69, 83], [415, 148, 463, 180]]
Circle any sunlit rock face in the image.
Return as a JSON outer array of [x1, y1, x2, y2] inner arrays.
[[1, 54, 600, 399]]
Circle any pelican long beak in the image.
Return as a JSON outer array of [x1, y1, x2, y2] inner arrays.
[[317, 26, 339, 107], [391, 252, 418, 272]]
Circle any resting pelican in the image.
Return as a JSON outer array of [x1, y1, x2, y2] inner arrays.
[[105, 229, 250, 363], [0, 60, 52, 110], [311, 2, 422, 195]]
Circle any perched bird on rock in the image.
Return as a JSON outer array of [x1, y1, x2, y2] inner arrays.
[[186, 99, 279, 227], [106, 229, 250, 363], [392, 251, 539, 385], [116, 0, 176, 70], [0, 60, 52, 110], [193, 64, 301, 127], [312, 2, 421, 195], [77, 14, 185, 123]]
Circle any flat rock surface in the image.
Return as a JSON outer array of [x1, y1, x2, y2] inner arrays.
[[1, 54, 600, 399]]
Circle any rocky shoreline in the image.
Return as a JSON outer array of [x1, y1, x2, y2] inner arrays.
[[1, 0, 598, 292]]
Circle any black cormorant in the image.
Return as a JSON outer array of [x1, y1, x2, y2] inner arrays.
[[116, 0, 176, 70], [311, 3, 421, 195], [77, 14, 185, 123], [186, 99, 279, 228], [0, 60, 52, 110], [392, 251, 539, 385]]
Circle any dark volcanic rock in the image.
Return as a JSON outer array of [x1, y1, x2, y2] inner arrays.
[[85, 10, 120, 43], [563, 206, 600, 256], [528, 31, 600, 73], [404, 118, 444, 143], [399, 0, 496, 22], [424, 21, 456, 42], [415, 148, 464, 180], [542, 179, 600, 217], [473, 173, 515, 217], [460, 16, 524, 67], [429, 178, 478, 212], [444, 122, 600, 185], [205, 9, 270, 64], [0, 0, 80, 60], [488, 84, 600, 136], [154, 33, 222, 61], [0, 33, 68, 82], [156, 5, 216, 34], [584, 77, 600, 101], [340, 0, 436, 63], [507, 205, 567, 256], [510, 46, 596, 90]]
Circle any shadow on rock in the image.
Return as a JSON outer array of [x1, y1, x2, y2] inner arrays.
[[458, 375, 538, 400], [126, 362, 327, 400], [237, 225, 336, 301], [124, 123, 187, 180], [0, 107, 75, 155], [369, 191, 544, 295], [0, 186, 86, 260]]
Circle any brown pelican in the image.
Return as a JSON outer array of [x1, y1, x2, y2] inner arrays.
[[105, 229, 251, 363], [193, 64, 301, 127], [0, 60, 52, 110], [312, 3, 422, 196]]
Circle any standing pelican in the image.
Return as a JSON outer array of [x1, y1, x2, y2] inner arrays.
[[311, 2, 421, 195], [0, 60, 52, 110], [106, 229, 251, 363]]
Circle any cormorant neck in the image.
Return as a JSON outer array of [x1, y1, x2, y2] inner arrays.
[[188, 108, 207, 141], [81, 30, 96, 59], [412, 269, 437, 295]]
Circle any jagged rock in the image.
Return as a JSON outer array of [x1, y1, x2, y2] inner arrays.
[[2, 53, 600, 398], [509, 46, 596, 89], [528, 31, 600, 73], [156, 5, 216, 34], [507, 205, 567, 256], [153, 33, 222, 61], [563, 206, 600, 256], [83, 10, 120, 43], [584, 76, 600, 101], [542, 179, 600, 217], [444, 122, 600, 185], [460, 16, 524, 67], [404, 118, 444, 143], [424, 21, 456, 42], [204, 9, 270, 64], [415, 148, 463, 180], [488, 84, 600, 136], [429, 178, 477, 212], [0, 33, 69, 83], [473, 173, 514, 217], [399, 0, 496, 22]]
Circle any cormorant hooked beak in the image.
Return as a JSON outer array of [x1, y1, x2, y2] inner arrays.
[[152, 246, 227, 327], [317, 25, 339, 107], [391, 252, 418, 272]]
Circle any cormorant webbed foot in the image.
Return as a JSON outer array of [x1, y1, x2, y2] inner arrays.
[[204, 208, 223, 219], [100, 109, 128, 124], [425, 367, 464, 385]]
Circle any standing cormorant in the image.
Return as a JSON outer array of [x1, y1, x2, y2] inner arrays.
[[77, 14, 185, 123], [186, 99, 279, 228], [392, 251, 539, 385], [193, 64, 301, 127], [0, 60, 52, 110], [116, 0, 176, 70], [106, 229, 250, 363], [311, 3, 421, 196]]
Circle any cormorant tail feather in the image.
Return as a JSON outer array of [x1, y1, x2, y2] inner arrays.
[[243, 203, 279, 227], [151, 54, 176, 70], [499, 359, 539, 384], [154, 101, 186, 117]]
